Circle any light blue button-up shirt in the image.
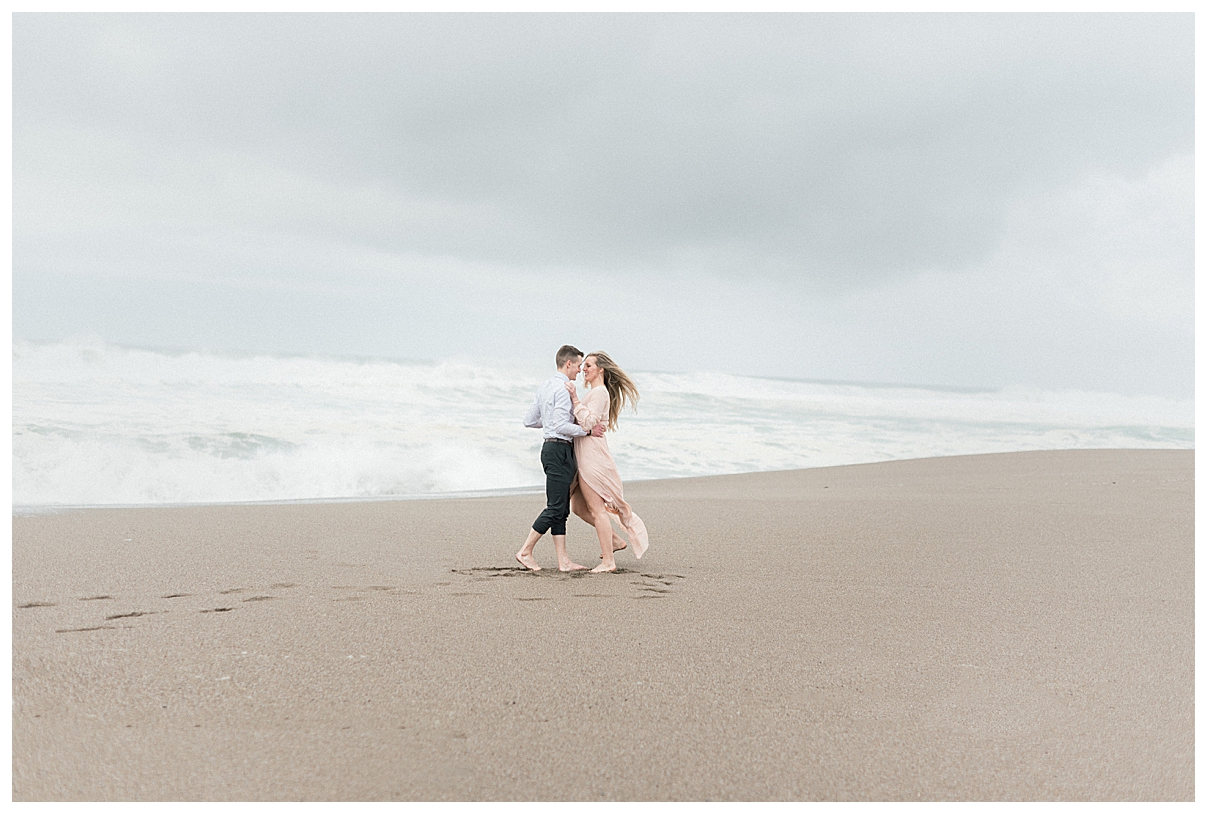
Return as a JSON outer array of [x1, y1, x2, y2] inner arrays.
[[523, 371, 587, 441]]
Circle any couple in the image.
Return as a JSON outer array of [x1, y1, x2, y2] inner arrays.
[[516, 345, 649, 573]]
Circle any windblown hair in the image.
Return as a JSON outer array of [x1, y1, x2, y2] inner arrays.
[[555, 344, 584, 369], [586, 351, 639, 431]]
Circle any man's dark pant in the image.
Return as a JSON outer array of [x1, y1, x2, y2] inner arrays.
[[532, 439, 576, 536]]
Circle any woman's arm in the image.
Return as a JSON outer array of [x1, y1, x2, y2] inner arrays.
[[573, 387, 609, 432]]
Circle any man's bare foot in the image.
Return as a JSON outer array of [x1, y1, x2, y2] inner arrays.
[[516, 551, 541, 571], [591, 561, 617, 573], [559, 561, 588, 572]]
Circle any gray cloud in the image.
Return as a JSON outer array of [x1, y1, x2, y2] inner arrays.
[[12, 13, 1194, 397], [16, 14, 1192, 277]]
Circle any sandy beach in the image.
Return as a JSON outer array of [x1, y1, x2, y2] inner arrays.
[[11, 449, 1193, 801]]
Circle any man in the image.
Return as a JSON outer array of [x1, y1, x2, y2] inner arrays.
[[516, 344, 605, 572]]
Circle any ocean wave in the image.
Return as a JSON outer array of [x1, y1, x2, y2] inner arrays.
[[12, 337, 1194, 507]]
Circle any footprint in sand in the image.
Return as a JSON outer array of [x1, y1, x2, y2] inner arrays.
[[445, 566, 686, 603], [630, 572, 686, 599], [452, 567, 528, 577], [216, 583, 297, 603], [639, 573, 686, 585], [329, 585, 402, 603], [35, 583, 300, 633], [56, 625, 116, 633]]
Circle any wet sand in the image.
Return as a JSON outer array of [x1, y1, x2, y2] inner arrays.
[[11, 449, 1194, 800]]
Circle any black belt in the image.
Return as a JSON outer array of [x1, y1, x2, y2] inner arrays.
[[544, 438, 573, 445]]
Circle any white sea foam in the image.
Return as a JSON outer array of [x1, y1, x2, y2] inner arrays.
[[12, 337, 1194, 507]]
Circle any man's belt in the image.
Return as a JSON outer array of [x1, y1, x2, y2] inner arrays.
[[544, 438, 573, 445]]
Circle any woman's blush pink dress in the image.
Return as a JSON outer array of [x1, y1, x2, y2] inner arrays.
[[572, 385, 648, 558]]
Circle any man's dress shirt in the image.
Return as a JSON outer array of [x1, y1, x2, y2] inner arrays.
[[523, 372, 587, 441]]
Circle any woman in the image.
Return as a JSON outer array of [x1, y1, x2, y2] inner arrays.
[[565, 351, 649, 572]]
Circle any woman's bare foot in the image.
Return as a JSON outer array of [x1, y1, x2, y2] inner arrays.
[[516, 551, 541, 571], [559, 561, 588, 572], [591, 560, 617, 573], [612, 532, 627, 552]]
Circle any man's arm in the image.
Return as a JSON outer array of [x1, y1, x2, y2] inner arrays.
[[522, 398, 542, 428], [546, 414, 587, 437], [545, 389, 587, 437]]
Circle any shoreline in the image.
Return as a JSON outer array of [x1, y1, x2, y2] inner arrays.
[[13, 449, 1193, 800], [10, 446, 1190, 516]]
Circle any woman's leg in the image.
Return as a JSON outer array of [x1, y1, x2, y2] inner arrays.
[[572, 484, 627, 552], [570, 485, 592, 526], [580, 482, 618, 572]]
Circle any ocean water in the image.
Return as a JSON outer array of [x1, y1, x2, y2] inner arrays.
[[12, 338, 1194, 508]]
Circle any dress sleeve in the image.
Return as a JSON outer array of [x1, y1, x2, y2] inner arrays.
[[573, 388, 609, 432]]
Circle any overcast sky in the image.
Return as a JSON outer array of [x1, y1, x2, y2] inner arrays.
[[12, 13, 1194, 397]]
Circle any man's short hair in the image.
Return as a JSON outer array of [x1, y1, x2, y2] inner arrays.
[[556, 345, 584, 368]]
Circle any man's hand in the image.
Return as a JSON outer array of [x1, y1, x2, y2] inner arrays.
[[591, 424, 605, 437]]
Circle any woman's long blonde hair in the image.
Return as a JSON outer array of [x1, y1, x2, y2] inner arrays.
[[586, 351, 639, 431]]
